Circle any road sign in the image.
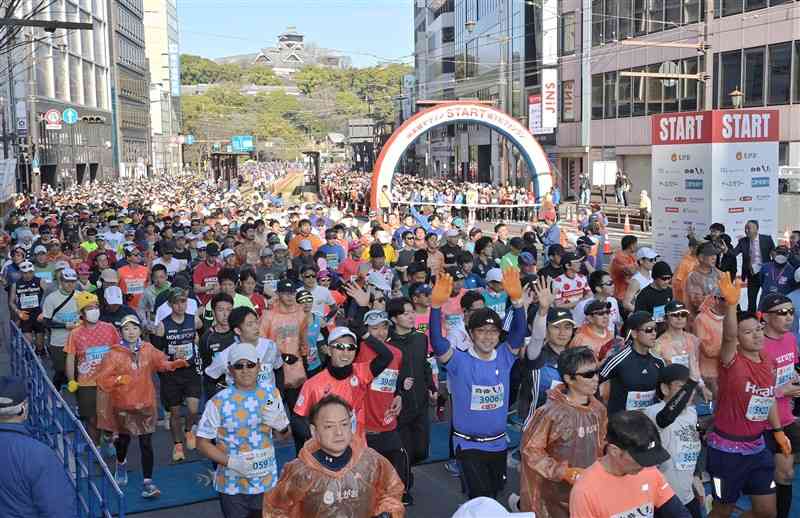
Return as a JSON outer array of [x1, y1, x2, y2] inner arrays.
[[231, 135, 254, 152], [44, 109, 62, 130], [17, 119, 27, 137], [185, 135, 195, 145], [62, 108, 78, 125]]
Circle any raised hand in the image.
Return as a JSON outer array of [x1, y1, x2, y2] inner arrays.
[[533, 276, 554, 310], [344, 281, 370, 307], [718, 274, 742, 307], [431, 272, 453, 308], [502, 267, 523, 303]]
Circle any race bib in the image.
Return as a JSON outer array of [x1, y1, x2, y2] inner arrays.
[[371, 368, 399, 393], [204, 277, 218, 289], [652, 305, 666, 322], [256, 364, 275, 387], [126, 279, 145, 295], [775, 364, 795, 388], [675, 437, 701, 471], [20, 293, 39, 309], [168, 343, 194, 360], [671, 354, 689, 367], [78, 345, 111, 376], [325, 253, 339, 271], [626, 390, 656, 410], [745, 394, 774, 422], [240, 447, 277, 479], [470, 384, 505, 411]]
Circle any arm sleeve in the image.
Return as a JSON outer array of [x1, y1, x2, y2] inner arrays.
[[527, 312, 547, 361], [655, 496, 689, 518], [409, 205, 433, 233], [429, 307, 452, 358], [599, 349, 624, 383], [655, 379, 698, 429], [505, 305, 527, 350], [364, 335, 392, 378]]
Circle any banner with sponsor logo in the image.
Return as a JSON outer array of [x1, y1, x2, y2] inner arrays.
[[651, 110, 778, 267]]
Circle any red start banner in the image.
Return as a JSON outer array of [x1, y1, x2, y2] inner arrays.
[[651, 110, 779, 145]]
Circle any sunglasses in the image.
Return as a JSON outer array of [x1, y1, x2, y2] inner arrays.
[[601, 281, 615, 287], [303, 274, 316, 279], [571, 369, 600, 379], [767, 308, 795, 316], [669, 311, 689, 318], [329, 343, 358, 352], [232, 361, 258, 370], [639, 326, 658, 334], [659, 276, 672, 281], [590, 310, 611, 317]]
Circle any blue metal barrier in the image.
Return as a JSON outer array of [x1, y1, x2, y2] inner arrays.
[[8, 323, 126, 518]]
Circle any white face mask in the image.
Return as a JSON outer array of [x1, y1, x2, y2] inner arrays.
[[775, 255, 788, 265], [85, 308, 101, 324]]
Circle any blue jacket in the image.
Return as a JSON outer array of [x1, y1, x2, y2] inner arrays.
[[0, 423, 78, 518]]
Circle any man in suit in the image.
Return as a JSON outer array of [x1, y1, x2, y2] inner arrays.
[[734, 219, 776, 312]]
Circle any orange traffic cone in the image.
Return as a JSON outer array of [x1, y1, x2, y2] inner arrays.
[[624, 214, 631, 234], [603, 231, 612, 254]]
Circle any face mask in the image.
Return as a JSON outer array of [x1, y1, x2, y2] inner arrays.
[[85, 308, 100, 324], [775, 255, 788, 265]]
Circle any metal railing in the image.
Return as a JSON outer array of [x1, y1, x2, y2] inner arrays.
[[8, 323, 126, 518]]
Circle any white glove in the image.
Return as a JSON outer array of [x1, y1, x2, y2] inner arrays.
[[226, 454, 251, 477], [261, 396, 290, 432]]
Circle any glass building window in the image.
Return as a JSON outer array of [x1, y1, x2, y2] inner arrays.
[[743, 47, 764, 106], [618, 71, 632, 117], [633, 0, 647, 35], [721, 0, 742, 17], [604, 72, 617, 118], [648, 0, 665, 33], [561, 12, 576, 55], [683, 0, 701, 23], [632, 67, 646, 116], [662, 63, 679, 112], [618, 0, 632, 38], [744, 0, 765, 12], [719, 50, 741, 108], [665, 0, 681, 25], [592, 74, 604, 119], [605, 0, 618, 41], [768, 43, 791, 105], [646, 64, 663, 114], [592, 0, 604, 46], [795, 41, 800, 103], [680, 57, 699, 111]]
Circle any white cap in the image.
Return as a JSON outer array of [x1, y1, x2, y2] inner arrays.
[[328, 327, 357, 344], [485, 268, 503, 284], [19, 261, 34, 273], [367, 271, 392, 293], [104, 286, 123, 305], [299, 239, 312, 251], [221, 248, 235, 259], [445, 229, 460, 238], [636, 247, 659, 260], [61, 268, 78, 281], [227, 342, 260, 365], [452, 497, 535, 518], [33, 244, 47, 254]]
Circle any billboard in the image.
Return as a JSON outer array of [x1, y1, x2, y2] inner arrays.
[[651, 110, 779, 266]]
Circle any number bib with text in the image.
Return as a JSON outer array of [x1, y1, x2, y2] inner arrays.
[[626, 390, 656, 410], [470, 384, 505, 411], [745, 395, 774, 422]]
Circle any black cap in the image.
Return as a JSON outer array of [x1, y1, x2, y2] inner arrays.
[[276, 279, 295, 293], [561, 252, 579, 264], [206, 242, 220, 256], [665, 301, 687, 314], [295, 289, 314, 304], [698, 241, 717, 257], [652, 261, 673, 278], [509, 237, 524, 249], [547, 244, 565, 256], [446, 267, 465, 281], [467, 307, 503, 331], [547, 307, 575, 326], [584, 299, 612, 316], [760, 293, 793, 313], [577, 236, 594, 248], [625, 311, 654, 331], [369, 243, 385, 259], [658, 363, 691, 385], [607, 411, 671, 468]]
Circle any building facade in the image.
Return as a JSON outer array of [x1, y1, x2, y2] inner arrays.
[[111, 0, 151, 178], [143, 0, 181, 176], [557, 0, 800, 203], [1, 0, 115, 191]]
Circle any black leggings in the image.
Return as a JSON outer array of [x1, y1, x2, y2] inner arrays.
[[115, 433, 154, 480]]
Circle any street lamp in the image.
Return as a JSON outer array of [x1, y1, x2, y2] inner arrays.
[[729, 86, 743, 109], [465, 19, 476, 33]]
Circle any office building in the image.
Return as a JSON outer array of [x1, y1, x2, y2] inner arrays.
[[110, 0, 151, 178], [144, 0, 181, 176], [1, 0, 114, 190]]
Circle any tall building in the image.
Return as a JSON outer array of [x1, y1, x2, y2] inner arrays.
[[413, 0, 457, 177], [1, 1, 114, 191], [110, 0, 151, 178], [143, 0, 181, 176], [556, 0, 800, 203]]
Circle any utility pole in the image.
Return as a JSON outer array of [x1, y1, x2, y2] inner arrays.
[[703, 0, 714, 110]]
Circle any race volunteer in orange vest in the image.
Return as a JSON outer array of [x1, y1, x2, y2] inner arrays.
[[294, 325, 393, 441], [117, 245, 149, 310]]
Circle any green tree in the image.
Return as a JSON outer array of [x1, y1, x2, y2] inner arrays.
[[243, 66, 282, 86]]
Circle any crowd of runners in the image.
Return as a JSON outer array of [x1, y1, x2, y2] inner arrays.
[[1, 163, 800, 518]]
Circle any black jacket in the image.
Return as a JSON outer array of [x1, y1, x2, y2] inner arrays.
[[388, 329, 433, 425], [734, 234, 775, 281]]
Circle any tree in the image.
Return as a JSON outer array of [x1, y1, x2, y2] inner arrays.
[[243, 66, 282, 86]]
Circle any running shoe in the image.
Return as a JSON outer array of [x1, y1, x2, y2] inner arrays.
[[443, 459, 461, 477], [172, 443, 185, 462], [141, 480, 161, 499], [114, 461, 128, 487], [508, 493, 521, 512], [402, 492, 414, 506], [185, 430, 196, 451], [507, 448, 521, 469]]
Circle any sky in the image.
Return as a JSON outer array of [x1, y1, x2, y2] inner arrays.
[[176, 0, 414, 67]]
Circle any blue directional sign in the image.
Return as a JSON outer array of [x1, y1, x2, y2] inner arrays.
[[62, 108, 78, 125], [231, 135, 254, 152], [185, 134, 195, 145]]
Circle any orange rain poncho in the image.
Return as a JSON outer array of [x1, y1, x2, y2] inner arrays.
[[519, 387, 608, 518], [95, 341, 184, 435], [262, 436, 405, 518], [693, 294, 724, 395]]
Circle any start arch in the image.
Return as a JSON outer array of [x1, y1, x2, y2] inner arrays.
[[370, 101, 553, 211]]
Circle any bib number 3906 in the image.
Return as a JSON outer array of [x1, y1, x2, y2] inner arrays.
[[470, 384, 505, 411]]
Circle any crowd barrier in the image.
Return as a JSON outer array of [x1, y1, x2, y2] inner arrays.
[[391, 200, 544, 224], [8, 323, 126, 518]]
